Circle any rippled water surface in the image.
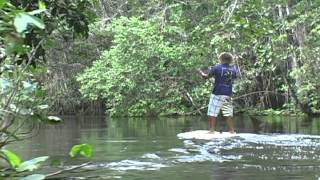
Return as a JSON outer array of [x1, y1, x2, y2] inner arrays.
[[10, 115, 320, 179]]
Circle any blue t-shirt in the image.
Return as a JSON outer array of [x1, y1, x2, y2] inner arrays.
[[209, 64, 239, 96]]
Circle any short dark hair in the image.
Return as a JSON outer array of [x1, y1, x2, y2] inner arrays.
[[219, 52, 233, 64]]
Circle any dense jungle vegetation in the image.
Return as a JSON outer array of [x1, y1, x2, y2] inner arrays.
[[75, 0, 320, 116], [2, 0, 320, 117]]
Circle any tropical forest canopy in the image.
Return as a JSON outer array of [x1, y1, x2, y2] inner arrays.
[[1, 0, 320, 118]]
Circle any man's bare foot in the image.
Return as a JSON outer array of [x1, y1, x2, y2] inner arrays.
[[208, 130, 219, 134]]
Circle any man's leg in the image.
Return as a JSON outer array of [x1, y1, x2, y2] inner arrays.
[[209, 116, 217, 133], [221, 96, 235, 133], [226, 116, 236, 133], [207, 94, 222, 133]]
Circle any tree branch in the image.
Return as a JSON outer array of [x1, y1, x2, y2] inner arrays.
[[224, 0, 239, 24], [45, 162, 92, 178]]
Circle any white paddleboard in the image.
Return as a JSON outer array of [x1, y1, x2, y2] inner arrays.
[[177, 130, 238, 140]]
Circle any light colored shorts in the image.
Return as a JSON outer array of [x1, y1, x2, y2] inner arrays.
[[207, 94, 233, 117]]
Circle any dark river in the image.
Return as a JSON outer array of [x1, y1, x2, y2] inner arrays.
[[10, 115, 320, 179]]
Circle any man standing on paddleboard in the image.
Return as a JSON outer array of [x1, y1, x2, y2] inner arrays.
[[199, 52, 240, 134]]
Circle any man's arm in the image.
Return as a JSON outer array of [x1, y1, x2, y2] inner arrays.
[[198, 68, 213, 79]]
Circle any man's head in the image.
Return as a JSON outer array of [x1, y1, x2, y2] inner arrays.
[[219, 52, 233, 64]]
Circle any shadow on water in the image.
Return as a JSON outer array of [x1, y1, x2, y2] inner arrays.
[[8, 115, 320, 179]]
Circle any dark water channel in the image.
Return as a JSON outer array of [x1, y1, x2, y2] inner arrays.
[[10, 115, 320, 179]]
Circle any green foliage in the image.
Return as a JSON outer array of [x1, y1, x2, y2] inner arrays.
[[69, 143, 93, 158], [0, 0, 96, 178], [0, 0, 7, 8], [0, 0, 94, 177], [0, 0, 94, 67], [0, 0, 94, 146], [78, 17, 200, 116], [0, 149, 48, 172], [1, 144, 93, 178], [243, 108, 305, 117], [0, 67, 54, 126]]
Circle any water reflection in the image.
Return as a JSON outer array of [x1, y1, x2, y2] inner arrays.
[[250, 115, 320, 135], [9, 116, 106, 160]]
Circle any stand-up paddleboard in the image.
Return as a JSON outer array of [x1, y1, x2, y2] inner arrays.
[[177, 130, 238, 140]]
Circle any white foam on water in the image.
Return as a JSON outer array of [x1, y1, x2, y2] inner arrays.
[[83, 159, 168, 172], [168, 148, 190, 154], [175, 130, 320, 164], [237, 133, 320, 147], [105, 140, 138, 143], [177, 130, 238, 140], [141, 153, 161, 159], [107, 160, 167, 171], [175, 154, 224, 163], [178, 130, 320, 147], [183, 140, 196, 146], [79, 132, 320, 174], [173, 153, 242, 163], [168, 138, 244, 163]]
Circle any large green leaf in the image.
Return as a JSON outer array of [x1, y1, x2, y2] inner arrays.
[[16, 156, 49, 172], [21, 174, 46, 180], [69, 144, 93, 158], [14, 12, 45, 33], [1, 149, 22, 168]]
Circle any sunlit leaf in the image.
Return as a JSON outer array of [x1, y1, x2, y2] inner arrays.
[[16, 156, 49, 172], [69, 144, 93, 158], [21, 174, 46, 180], [1, 149, 22, 168], [14, 12, 45, 33]]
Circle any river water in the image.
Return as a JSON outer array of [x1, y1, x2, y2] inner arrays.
[[10, 115, 320, 179]]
